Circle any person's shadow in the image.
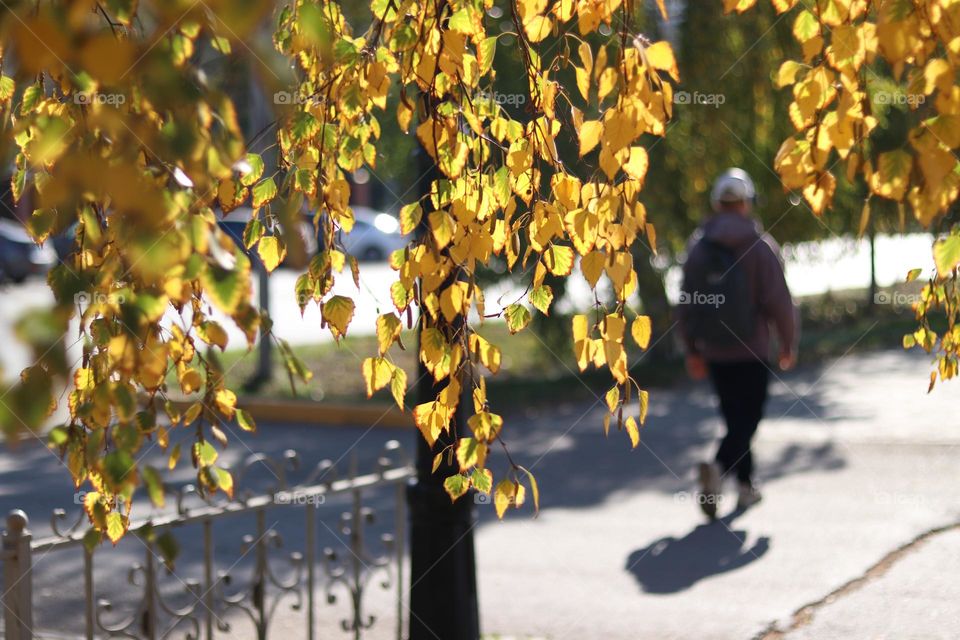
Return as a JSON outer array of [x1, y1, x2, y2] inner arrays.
[[624, 510, 770, 594]]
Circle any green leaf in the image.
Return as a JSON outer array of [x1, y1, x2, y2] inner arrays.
[[193, 441, 218, 466], [26, 208, 56, 243], [299, 3, 332, 46], [478, 36, 497, 76], [236, 408, 256, 432], [471, 467, 493, 494], [214, 467, 234, 498], [105, 511, 126, 544], [20, 84, 42, 114], [456, 437, 484, 470], [399, 202, 422, 235], [529, 285, 553, 315], [200, 246, 250, 315], [0, 75, 14, 103], [517, 465, 540, 516], [142, 466, 165, 508], [905, 267, 923, 283], [156, 531, 179, 570], [504, 303, 531, 334], [103, 450, 136, 491], [443, 474, 469, 501], [242, 216, 264, 249], [82, 527, 102, 554], [251, 177, 277, 209], [239, 153, 264, 186], [933, 234, 960, 276]]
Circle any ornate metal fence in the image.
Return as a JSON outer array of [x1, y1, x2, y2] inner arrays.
[[1, 440, 413, 640]]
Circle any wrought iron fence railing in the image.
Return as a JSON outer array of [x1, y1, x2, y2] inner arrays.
[[1, 440, 413, 640]]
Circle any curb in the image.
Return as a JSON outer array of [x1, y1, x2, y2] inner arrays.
[[164, 397, 412, 428], [239, 398, 413, 428]]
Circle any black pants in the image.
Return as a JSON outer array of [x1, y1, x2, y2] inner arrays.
[[707, 360, 770, 484]]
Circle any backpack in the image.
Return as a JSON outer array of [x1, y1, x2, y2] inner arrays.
[[682, 239, 755, 348]]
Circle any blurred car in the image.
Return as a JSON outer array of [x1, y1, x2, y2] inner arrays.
[[218, 206, 317, 269], [336, 206, 408, 262], [0, 217, 57, 283]]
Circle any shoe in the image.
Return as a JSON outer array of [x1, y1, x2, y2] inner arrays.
[[737, 482, 762, 510], [697, 462, 722, 520]]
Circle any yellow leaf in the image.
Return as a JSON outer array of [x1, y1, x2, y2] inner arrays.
[[543, 245, 574, 276], [576, 67, 591, 102], [440, 281, 469, 322], [605, 385, 619, 412], [523, 15, 552, 43], [869, 151, 912, 202], [322, 295, 355, 339], [443, 474, 470, 501], [390, 367, 407, 410], [469, 333, 502, 374], [399, 202, 422, 235], [597, 67, 617, 101], [456, 437, 487, 470], [517, 465, 540, 516], [802, 172, 836, 216], [579, 120, 603, 156], [623, 146, 649, 183], [638, 389, 649, 425], [580, 250, 605, 287], [429, 210, 454, 249], [631, 316, 652, 349], [572, 314, 594, 371], [420, 327, 455, 381], [644, 41, 679, 81], [625, 416, 640, 448], [775, 60, 805, 88], [214, 388, 237, 419], [361, 357, 395, 396], [105, 511, 127, 544], [257, 236, 285, 273], [376, 313, 402, 355], [494, 479, 516, 519]]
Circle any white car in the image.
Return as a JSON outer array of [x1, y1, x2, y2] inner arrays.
[[337, 206, 409, 262]]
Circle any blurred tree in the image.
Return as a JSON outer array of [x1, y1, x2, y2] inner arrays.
[[725, 0, 960, 388]]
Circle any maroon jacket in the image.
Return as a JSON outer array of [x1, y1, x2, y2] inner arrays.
[[677, 211, 798, 363]]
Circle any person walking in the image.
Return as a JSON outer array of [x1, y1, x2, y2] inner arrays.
[[677, 168, 798, 519]]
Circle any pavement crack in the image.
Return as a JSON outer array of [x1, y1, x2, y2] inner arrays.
[[754, 519, 960, 640]]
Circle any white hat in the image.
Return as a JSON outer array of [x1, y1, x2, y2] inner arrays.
[[710, 168, 756, 210]]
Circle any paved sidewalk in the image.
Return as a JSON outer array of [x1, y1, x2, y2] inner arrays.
[[472, 349, 960, 639], [784, 525, 960, 640]]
